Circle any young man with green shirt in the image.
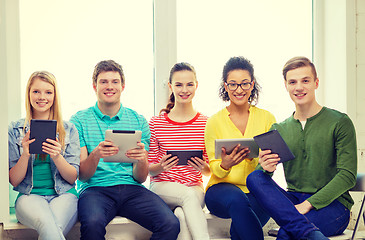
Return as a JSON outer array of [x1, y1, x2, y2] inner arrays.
[[247, 56, 357, 240], [70, 60, 179, 240]]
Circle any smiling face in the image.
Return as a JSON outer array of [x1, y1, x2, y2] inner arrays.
[[29, 78, 55, 119], [93, 71, 125, 107], [285, 66, 319, 107], [169, 70, 197, 105], [224, 69, 254, 107]]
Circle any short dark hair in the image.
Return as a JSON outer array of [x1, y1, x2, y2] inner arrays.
[[282, 56, 317, 81], [92, 60, 125, 85], [160, 62, 197, 114], [219, 56, 260, 105]]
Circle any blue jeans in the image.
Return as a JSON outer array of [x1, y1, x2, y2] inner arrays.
[[15, 193, 78, 240], [205, 182, 270, 240], [78, 184, 180, 240], [247, 170, 350, 239]]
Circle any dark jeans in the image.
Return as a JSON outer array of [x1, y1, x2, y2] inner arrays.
[[78, 184, 180, 240], [205, 182, 270, 240], [247, 170, 350, 239]]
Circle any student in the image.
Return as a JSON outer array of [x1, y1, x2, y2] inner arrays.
[[204, 56, 276, 240], [70, 60, 179, 240], [8, 71, 80, 240], [148, 62, 210, 240], [247, 56, 357, 240]]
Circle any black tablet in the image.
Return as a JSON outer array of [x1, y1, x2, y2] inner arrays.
[[29, 119, 57, 154], [253, 129, 295, 163], [166, 150, 203, 165]]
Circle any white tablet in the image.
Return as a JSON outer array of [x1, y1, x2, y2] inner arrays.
[[215, 138, 259, 159], [103, 130, 142, 163]]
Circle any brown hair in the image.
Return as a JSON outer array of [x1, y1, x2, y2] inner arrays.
[[282, 56, 317, 81], [160, 62, 197, 114], [92, 60, 125, 86]]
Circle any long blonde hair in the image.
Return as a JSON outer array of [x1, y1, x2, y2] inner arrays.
[[24, 71, 66, 149]]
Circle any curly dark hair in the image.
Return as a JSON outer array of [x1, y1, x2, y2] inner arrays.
[[219, 56, 260, 105]]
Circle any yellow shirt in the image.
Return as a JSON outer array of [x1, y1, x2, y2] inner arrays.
[[205, 106, 276, 193]]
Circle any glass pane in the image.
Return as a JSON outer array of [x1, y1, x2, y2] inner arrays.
[[177, 0, 312, 188], [176, 0, 312, 122], [19, 0, 154, 120]]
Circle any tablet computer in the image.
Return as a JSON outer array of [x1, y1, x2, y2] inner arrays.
[[166, 150, 203, 165], [215, 138, 259, 159], [29, 119, 57, 154], [103, 130, 142, 163], [253, 129, 295, 163]]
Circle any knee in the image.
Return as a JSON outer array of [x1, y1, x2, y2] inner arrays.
[[161, 211, 180, 235], [247, 170, 265, 191]]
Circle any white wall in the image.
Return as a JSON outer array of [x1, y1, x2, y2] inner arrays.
[[356, 0, 365, 151], [0, 0, 21, 224]]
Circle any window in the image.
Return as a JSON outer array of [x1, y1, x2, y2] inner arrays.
[[19, 0, 154, 120], [176, 0, 312, 187], [176, 0, 312, 122]]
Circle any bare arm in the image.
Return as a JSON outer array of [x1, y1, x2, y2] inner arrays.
[[43, 138, 77, 184], [79, 140, 119, 181], [127, 142, 149, 183]]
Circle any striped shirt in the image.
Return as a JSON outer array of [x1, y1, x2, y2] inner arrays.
[[70, 103, 150, 194], [148, 112, 208, 186]]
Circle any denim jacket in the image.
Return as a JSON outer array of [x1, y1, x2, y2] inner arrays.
[[8, 119, 80, 195]]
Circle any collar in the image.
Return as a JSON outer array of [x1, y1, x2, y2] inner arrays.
[[93, 102, 124, 120]]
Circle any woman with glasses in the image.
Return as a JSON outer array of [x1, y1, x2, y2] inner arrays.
[[148, 62, 210, 240], [204, 56, 276, 240], [8, 71, 80, 240]]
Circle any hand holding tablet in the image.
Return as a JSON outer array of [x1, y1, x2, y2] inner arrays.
[[29, 119, 57, 154], [253, 130, 295, 163], [103, 130, 142, 163], [166, 150, 203, 166], [215, 138, 259, 159]]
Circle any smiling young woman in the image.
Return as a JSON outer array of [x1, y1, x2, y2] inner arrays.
[[8, 71, 80, 240], [148, 62, 211, 240], [204, 56, 276, 240]]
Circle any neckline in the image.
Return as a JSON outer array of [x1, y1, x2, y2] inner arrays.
[[164, 112, 200, 125]]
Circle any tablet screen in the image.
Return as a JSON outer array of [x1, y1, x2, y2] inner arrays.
[[215, 138, 259, 159], [29, 119, 57, 154], [166, 150, 203, 165]]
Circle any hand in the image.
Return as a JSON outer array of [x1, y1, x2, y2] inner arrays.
[[295, 200, 313, 215], [258, 150, 280, 172], [188, 156, 208, 172], [21, 130, 35, 156], [126, 142, 148, 163], [220, 144, 249, 170], [159, 154, 178, 172], [42, 138, 62, 160], [94, 140, 119, 159]]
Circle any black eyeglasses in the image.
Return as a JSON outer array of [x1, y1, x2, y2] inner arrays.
[[225, 82, 253, 91]]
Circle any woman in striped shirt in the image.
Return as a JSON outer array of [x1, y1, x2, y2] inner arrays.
[[148, 62, 210, 240]]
